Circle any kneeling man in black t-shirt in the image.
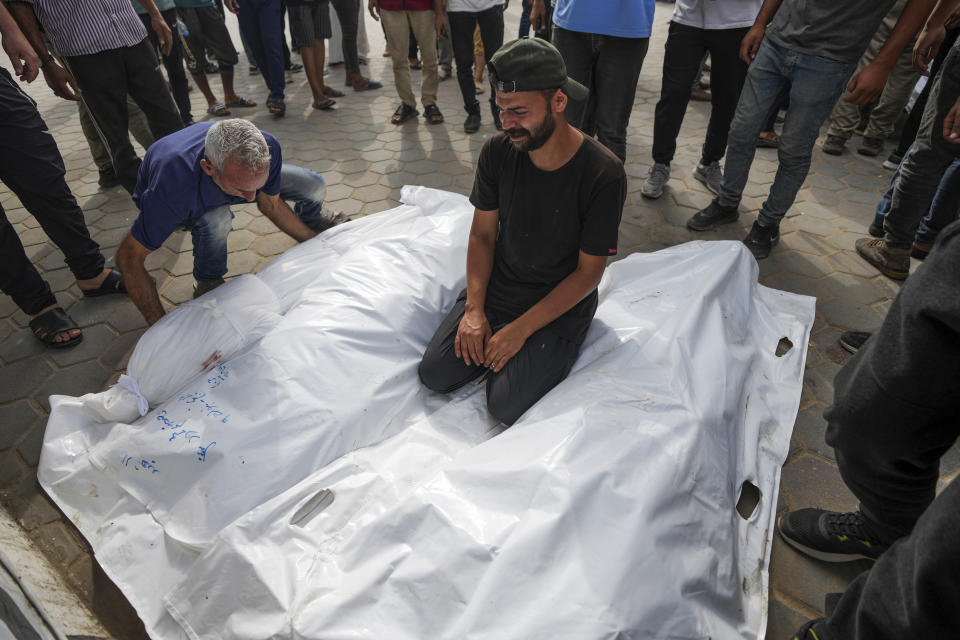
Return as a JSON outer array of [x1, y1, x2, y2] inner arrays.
[[418, 38, 627, 425]]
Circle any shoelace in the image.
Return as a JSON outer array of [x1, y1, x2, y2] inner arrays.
[[823, 512, 882, 544]]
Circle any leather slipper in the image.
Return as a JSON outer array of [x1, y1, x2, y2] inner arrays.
[[29, 307, 83, 349], [81, 268, 126, 298]]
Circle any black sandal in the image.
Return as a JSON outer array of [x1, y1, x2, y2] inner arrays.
[[29, 307, 83, 349], [81, 268, 126, 298], [391, 103, 418, 124], [424, 104, 444, 125]]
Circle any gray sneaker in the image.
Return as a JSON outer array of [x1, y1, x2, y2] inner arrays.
[[641, 162, 670, 199], [694, 161, 723, 195]]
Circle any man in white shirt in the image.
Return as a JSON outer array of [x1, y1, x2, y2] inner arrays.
[[641, 0, 761, 199]]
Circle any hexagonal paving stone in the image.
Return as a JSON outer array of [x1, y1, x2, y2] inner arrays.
[[0, 357, 53, 404], [0, 400, 40, 449], [47, 324, 118, 368]]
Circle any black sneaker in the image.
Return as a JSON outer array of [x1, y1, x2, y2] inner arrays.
[[686, 200, 738, 231], [868, 220, 884, 237], [858, 136, 884, 157], [790, 618, 826, 640], [464, 111, 481, 134], [98, 167, 120, 189], [742, 221, 779, 259], [882, 152, 902, 170], [778, 509, 889, 562], [839, 330, 870, 354]]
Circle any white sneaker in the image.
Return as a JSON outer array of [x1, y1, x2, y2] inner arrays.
[[641, 163, 670, 199], [694, 161, 723, 195]]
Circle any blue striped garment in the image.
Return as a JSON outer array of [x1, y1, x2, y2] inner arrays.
[[26, 0, 147, 57]]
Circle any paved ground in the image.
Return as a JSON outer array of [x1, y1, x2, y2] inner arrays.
[[1, 3, 957, 638]]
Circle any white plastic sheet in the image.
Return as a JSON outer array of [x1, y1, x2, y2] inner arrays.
[[38, 187, 814, 640]]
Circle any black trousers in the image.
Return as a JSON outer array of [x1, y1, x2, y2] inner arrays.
[[329, 0, 362, 74], [651, 21, 749, 166], [139, 9, 192, 123], [448, 7, 503, 115], [824, 219, 960, 543], [0, 67, 104, 315], [64, 39, 183, 195], [418, 289, 587, 426]]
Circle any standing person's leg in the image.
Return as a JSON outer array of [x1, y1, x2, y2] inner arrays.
[[181, 7, 227, 110], [448, 11, 480, 122], [519, 0, 532, 38], [551, 26, 595, 134], [381, 9, 418, 117], [869, 40, 960, 276], [795, 476, 960, 640], [650, 22, 708, 169], [476, 5, 504, 125], [590, 34, 648, 162], [331, 0, 379, 89], [914, 157, 960, 253], [140, 9, 193, 124], [240, 0, 286, 105], [196, 6, 249, 106], [687, 39, 790, 231], [289, 3, 334, 108], [63, 49, 147, 194], [77, 97, 154, 186], [700, 26, 749, 166], [437, 12, 453, 76], [823, 39, 880, 151], [753, 50, 854, 230], [860, 45, 920, 150], [118, 39, 185, 140], [409, 10, 440, 109]]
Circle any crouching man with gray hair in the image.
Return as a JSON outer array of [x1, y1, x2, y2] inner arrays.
[[116, 118, 345, 324]]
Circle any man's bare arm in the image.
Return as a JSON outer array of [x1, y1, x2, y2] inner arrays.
[[846, 0, 938, 103], [116, 232, 166, 325], [482, 251, 607, 373], [739, 0, 785, 62], [0, 2, 38, 80], [5, 2, 80, 98], [255, 192, 316, 243], [137, 0, 173, 55], [456, 209, 498, 366], [914, 0, 960, 73]]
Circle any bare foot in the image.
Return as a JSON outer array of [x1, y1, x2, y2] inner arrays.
[[32, 304, 80, 344]]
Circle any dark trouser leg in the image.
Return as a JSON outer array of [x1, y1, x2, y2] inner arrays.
[[448, 11, 479, 113], [64, 49, 141, 194], [484, 323, 582, 425], [0, 205, 57, 315], [0, 67, 103, 281], [121, 39, 183, 141], [552, 27, 594, 135], [814, 476, 960, 639], [700, 26, 749, 165], [240, 0, 285, 99], [825, 220, 960, 542], [591, 34, 648, 162], [883, 39, 960, 248], [651, 22, 708, 165], [476, 5, 504, 112], [419, 289, 587, 426], [140, 9, 193, 122], [330, 0, 361, 74]]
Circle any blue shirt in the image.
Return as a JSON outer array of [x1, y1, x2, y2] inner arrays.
[[553, 0, 655, 39], [131, 122, 283, 251]]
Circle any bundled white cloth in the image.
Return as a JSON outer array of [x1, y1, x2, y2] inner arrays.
[[38, 187, 814, 640]]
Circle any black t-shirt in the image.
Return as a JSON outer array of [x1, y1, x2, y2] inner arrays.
[[469, 133, 626, 340]]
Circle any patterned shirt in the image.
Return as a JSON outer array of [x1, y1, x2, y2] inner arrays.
[[23, 0, 146, 57]]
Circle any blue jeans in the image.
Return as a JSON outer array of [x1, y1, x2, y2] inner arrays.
[[873, 155, 960, 245], [718, 39, 854, 228], [882, 38, 960, 247], [551, 26, 649, 163], [182, 164, 327, 281]]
